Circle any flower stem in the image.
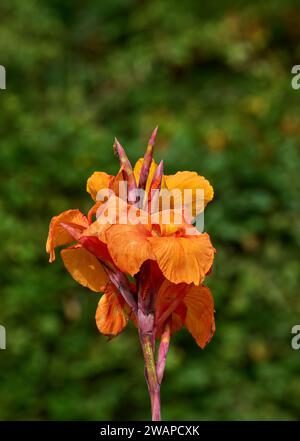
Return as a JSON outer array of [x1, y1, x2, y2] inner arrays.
[[139, 331, 161, 421], [156, 321, 171, 385], [151, 387, 161, 421], [137, 264, 163, 421]]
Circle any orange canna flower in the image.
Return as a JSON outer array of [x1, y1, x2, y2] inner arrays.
[[46, 128, 216, 421]]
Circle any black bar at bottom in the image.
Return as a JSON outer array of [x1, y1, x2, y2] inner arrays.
[[0, 421, 298, 439]]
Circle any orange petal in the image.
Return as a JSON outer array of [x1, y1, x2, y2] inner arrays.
[[86, 171, 113, 201], [95, 194, 130, 229], [83, 195, 135, 243], [171, 303, 187, 334], [183, 285, 215, 348], [46, 209, 89, 262], [88, 201, 104, 223], [95, 283, 130, 336], [79, 235, 113, 263], [164, 171, 214, 218], [149, 233, 215, 285], [110, 166, 126, 197], [61, 245, 108, 292], [156, 281, 186, 319], [82, 219, 111, 243], [151, 208, 188, 236], [106, 224, 155, 276], [155, 280, 187, 335]]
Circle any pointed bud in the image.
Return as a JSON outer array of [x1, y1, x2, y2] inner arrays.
[[149, 160, 163, 191], [113, 138, 137, 204], [148, 125, 158, 147], [113, 138, 132, 175], [138, 127, 158, 192]]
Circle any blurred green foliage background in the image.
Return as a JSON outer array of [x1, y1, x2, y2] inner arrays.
[[0, 0, 300, 421]]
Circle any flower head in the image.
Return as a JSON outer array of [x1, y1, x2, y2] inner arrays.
[[46, 128, 216, 420]]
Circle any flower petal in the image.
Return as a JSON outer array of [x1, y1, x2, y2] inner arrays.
[[88, 201, 104, 223], [164, 171, 214, 218], [81, 219, 111, 243], [79, 236, 112, 263], [61, 245, 108, 292], [82, 195, 133, 243], [183, 285, 215, 348], [106, 224, 155, 276], [95, 283, 130, 336], [60, 222, 111, 262], [149, 233, 215, 285], [155, 280, 187, 335], [46, 210, 89, 262], [86, 171, 113, 201]]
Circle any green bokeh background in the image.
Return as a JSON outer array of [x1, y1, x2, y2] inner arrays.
[[1, 0, 300, 420]]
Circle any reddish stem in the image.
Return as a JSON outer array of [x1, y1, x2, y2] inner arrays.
[[151, 387, 161, 421], [156, 321, 171, 385], [139, 331, 161, 421]]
